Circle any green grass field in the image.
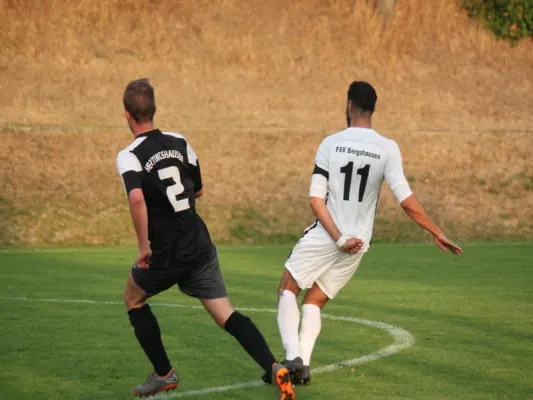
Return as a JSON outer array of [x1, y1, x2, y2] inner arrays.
[[1, 244, 532, 399]]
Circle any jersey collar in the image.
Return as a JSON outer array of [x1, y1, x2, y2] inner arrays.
[[136, 129, 162, 138]]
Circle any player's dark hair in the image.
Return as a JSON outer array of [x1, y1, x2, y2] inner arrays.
[[123, 78, 156, 123], [347, 81, 377, 113]]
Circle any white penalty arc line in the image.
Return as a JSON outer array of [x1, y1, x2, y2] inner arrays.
[[3, 296, 415, 398]]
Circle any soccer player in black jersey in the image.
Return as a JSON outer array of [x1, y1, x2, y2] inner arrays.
[[117, 79, 295, 399]]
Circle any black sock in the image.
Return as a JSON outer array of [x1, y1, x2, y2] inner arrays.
[[128, 304, 172, 376], [224, 311, 277, 373]]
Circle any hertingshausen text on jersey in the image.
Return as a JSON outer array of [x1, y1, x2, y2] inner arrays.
[[145, 150, 185, 172]]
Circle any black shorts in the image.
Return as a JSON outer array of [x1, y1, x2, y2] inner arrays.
[[131, 247, 227, 299]]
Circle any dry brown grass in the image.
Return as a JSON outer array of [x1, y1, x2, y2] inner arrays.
[[1, 128, 531, 247], [0, 0, 532, 246], [1, 0, 532, 131]]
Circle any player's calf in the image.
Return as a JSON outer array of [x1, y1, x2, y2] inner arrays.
[[201, 297, 280, 378]]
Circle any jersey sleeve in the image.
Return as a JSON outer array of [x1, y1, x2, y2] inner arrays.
[[309, 139, 329, 198], [384, 141, 412, 203], [186, 142, 203, 192], [314, 138, 329, 174], [116, 150, 143, 195], [186, 141, 199, 167], [190, 160, 203, 193]]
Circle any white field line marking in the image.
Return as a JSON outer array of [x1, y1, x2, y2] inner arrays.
[[0, 241, 531, 254], [3, 296, 415, 398]]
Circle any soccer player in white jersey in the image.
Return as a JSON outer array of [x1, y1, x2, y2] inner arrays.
[[274, 81, 463, 385]]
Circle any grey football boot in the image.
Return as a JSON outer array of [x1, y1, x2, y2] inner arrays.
[[133, 369, 179, 397], [272, 363, 296, 400]]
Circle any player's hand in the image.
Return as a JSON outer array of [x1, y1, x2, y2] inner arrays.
[[136, 247, 152, 269], [433, 232, 463, 256], [341, 237, 364, 254]]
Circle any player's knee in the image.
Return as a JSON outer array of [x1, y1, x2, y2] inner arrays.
[[304, 298, 328, 310], [214, 307, 235, 328], [202, 297, 234, 328], [303, 286, 330, 309], [278, 270, 300, 297], [124, 274, 149, 311], [212, 313, 229, 329], [124, 287, 145, 310], [124, 294, 143, 311]]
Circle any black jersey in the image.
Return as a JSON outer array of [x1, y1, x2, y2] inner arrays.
[[117, 129, 213, 268]]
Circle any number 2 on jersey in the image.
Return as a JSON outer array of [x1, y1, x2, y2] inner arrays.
[[158, 166, 190, 212], [340, 162, 370, 202]]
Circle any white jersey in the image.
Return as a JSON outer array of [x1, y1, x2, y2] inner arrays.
[[309, 127, 412, 251]]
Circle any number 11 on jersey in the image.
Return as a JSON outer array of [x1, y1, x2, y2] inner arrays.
[[340, 162, 370, 202]]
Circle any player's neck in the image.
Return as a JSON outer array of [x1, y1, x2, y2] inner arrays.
[[132, 122, 156, 137], [349, 118, 372, 129]]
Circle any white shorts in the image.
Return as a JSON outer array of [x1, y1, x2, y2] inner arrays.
[[285, 224, 364, 299]]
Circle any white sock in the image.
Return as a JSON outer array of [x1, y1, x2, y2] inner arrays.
[[299, 303, 321, 366], [277, 290, 301, 360]]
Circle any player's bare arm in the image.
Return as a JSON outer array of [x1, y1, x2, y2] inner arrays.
[[309, 196, 363, 253], [128, 188, 151, 268], [400, 195, 463, 256], [382, 138, 462, 257]]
